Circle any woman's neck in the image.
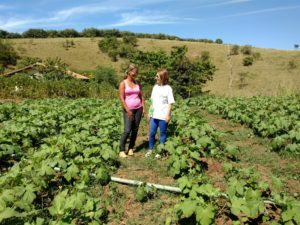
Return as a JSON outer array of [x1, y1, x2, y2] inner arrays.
[[127, 77, 135, 83]]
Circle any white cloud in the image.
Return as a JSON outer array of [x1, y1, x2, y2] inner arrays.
[[51, 5, 113, 21], [0, 18, 36, 30], [203, 0, 250, 7], [50, 0, 174, 21], [226, 5, 300, 17], [107, 11, 196, 27]]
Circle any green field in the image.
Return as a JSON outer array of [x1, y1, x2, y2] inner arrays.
[[1, 97, 299, 224], [1, 37, 300, 224]]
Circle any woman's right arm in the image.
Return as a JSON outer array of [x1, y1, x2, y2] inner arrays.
[[119, 81, 133, 118]]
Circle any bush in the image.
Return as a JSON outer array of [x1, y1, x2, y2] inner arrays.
[[0, 74, 118, 99], [17, 56, 42, 68], [241, 45, 252, 55], [252, 52, 261, 60], [243, 56, 254, 66], [0, 39, 18, 67], [62, 40, 75, 50], [230, 45, 239, 55], [123, 35, 137, 46], [288, 60, 297, 70], [93, 66, 118, 88]]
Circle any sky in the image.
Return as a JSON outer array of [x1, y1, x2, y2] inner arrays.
[[0, 0, 299, 50]]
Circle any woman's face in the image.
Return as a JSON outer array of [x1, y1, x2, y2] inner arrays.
[[156, 73, 162, 85], [129, 68, 138, 79]]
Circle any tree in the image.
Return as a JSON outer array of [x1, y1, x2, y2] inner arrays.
[[22, 29, 48, 38], [168, 46, 216, 98], [215, 38, 223, 44], [129, 45, 216, 98], [46, 30, 59, 38], [59, 29, 80, 38], [294, 44, 299, 50], [0, 30, 9, 38], [81, 28, 99, 37]]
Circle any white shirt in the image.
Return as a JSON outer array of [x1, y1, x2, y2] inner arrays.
[[150, 84, 175, 120]]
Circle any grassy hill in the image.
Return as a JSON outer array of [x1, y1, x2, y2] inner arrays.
[[10, 37, 300, 96]]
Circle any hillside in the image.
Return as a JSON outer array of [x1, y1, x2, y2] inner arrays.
[[10, 37, 300, 96]]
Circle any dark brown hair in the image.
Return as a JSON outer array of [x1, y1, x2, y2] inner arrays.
[[157, 69, 169, 85]]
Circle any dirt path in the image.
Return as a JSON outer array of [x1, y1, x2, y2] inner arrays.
[[199, 110, 300, 195], [107, 119, 180, 225]]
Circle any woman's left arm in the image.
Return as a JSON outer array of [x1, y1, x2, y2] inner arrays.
[[165, 104, 172, 123], [139, 83, 146, 116]]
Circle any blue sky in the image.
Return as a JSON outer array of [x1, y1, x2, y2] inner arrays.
[[0, 0, 299, 50]]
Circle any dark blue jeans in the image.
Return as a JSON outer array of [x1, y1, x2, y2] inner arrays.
[[119, 107, 143, 152], [149, 118, 168, 150]]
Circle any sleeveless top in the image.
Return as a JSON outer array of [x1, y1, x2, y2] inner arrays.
[[124, 80, 142, 110]]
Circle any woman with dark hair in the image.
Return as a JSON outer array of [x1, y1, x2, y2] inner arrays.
[[146, 69, 175, 158], [118, 64, 145, 158]]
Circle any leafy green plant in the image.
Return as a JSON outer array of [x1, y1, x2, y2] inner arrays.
[[135, 183, 157, 202]]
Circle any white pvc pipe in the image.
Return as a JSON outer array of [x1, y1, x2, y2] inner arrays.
[[54, 167, 277, 204], [110, 176, 181, 193], [53, 166, 180, 193]]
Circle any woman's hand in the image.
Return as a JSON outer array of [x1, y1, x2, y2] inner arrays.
[[127, 110, 134, 121], [165, 115, 171, 123]]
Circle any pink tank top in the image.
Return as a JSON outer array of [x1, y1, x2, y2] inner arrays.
[[124, 80, 142, 110]]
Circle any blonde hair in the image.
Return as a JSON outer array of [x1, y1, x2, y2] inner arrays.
[[124, 64, 138, 79]]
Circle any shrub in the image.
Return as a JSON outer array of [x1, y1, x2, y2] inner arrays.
[[62, 40, 75, 50], [241, 45, 252, 55], [0, 39, 18, 67], [252, 52, 261, 60], [17, 56, 42, 68], [230, 45, 239, 55], [288, 60, 297, 70], [123, 35, 138, 46], [243, 56, 254, 66], [93, 67, 118, 88]]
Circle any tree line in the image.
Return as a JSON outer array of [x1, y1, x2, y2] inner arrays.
[[0, 28, 223, 44]]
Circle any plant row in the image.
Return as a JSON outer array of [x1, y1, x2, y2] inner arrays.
[[157, 101, 300, 225], [0, 99, 122, 224], [187, 96, 300, 154]]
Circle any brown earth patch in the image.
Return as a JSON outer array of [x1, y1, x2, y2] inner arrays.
[[201, 157, 227, 192], [202, 110, 300, 196]]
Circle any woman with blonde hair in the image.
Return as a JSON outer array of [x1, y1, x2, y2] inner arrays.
[[118, 64, 145, 158]]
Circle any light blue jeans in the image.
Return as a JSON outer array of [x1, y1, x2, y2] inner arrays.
[[149, 118, 168, 150]]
